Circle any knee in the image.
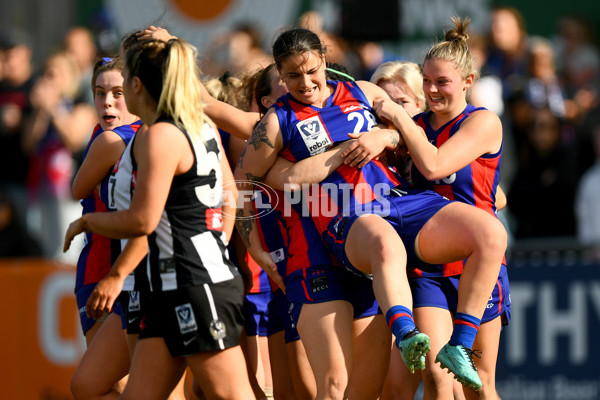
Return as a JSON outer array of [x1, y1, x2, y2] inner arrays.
[[468, 368, 497, 399], [476, 218, 507, 257], [369, 232, 406, 263], [421, 367, 454, 397], [320, 374, 348, 400]]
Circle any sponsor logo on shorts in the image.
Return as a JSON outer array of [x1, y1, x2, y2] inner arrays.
[[183, 336, 197, 346], [311, 275, 330, 293], [209, 320, 226, 341], [128, 291, 141, 312], [175, 303, 198, 334]]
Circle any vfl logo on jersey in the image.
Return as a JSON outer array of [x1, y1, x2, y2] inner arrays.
[[209, 319, 227, 341], [296, 116, 332, 155], [176, 303, 198, 334], [128, 291, 141, 312]]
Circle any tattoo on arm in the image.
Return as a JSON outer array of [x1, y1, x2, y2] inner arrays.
[[237, 120, 274, 169], [391, 130, 400, 149], [248, 121, 274, 150], [235, 208, 254, 248], [237, 146, 247, 169], [245, 172, 264, 182]]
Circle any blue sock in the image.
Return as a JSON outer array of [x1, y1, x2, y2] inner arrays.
[[385, 305, 416, 346], [449, 312, 481, 349]]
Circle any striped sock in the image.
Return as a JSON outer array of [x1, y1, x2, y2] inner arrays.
[[385, 305, 416, 345], [449, 312, 481, 349]]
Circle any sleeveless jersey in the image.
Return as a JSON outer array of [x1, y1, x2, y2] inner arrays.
[[75, 121, 141, 292], [218, 127, 272, 292], [145, 119, 238, 292], [254, 185, 335, 277], [274, 80, 407, 236], [411, 104, 503, 277], [108, 123, 147, 291]]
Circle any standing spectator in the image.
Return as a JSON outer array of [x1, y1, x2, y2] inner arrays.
[[65, 26, 98, 107], [484, 5, 530, 104], [508, 108, 578, 237], [553, 15, 600, 111], [575, 125, 600, 259], [24, 50, 96, 259], [524, 36, 567, 119], [0, 28, 35, 230], [201, 23, 272, 78]]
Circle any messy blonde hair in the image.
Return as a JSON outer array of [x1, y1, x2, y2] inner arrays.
[[370, 61, 426, 112]]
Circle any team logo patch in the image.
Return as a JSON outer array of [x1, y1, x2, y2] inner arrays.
[[310, 275, 330, 293], [270, 248, 285, 263], [209, 319, 227, 341], [175, 303, 198, 334], [296, 116, 332, 155], [128, 291, 141, 312]]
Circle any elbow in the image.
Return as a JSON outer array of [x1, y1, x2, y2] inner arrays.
[[72, 187, 86, 200], [420, 168, 443, 181], [132, 216, 157, 237], [137, 220, 156, 236], [71, 180, 93, 200]]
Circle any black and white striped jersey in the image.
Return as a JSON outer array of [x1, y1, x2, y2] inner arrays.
[[108, 131, 139, 291], [145, 119, 238, 292]]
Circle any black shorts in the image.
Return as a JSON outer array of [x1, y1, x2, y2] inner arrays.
[[139, 275, 245, 357], [120, 289, 150, 335]]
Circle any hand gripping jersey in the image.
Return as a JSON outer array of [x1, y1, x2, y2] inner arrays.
[[74, 121, 141, 292], [411, 104, 504, 277], [143, 119, 238, 292], [274, 80, 408, 236]]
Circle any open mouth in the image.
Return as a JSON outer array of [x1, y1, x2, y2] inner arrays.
[[103, 115, 117, 124]]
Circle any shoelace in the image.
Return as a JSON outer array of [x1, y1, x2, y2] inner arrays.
[[462, 347, 482, 371]]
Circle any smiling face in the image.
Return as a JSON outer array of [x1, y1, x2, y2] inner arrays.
[[422, 58, 472, 116], [278, 50, 328, 106], [95, 69, 137, 131]]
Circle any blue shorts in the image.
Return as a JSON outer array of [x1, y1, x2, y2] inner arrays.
[[267, 288, 300, 343], [243, 291, 273, 337], [324, 189, 450, 276], [76, 282, 125, 335], [286, 265, 380, 329], [410, 264, 511, 325]]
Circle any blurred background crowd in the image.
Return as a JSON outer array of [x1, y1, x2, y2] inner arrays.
[[1, 0, 600, 262]]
